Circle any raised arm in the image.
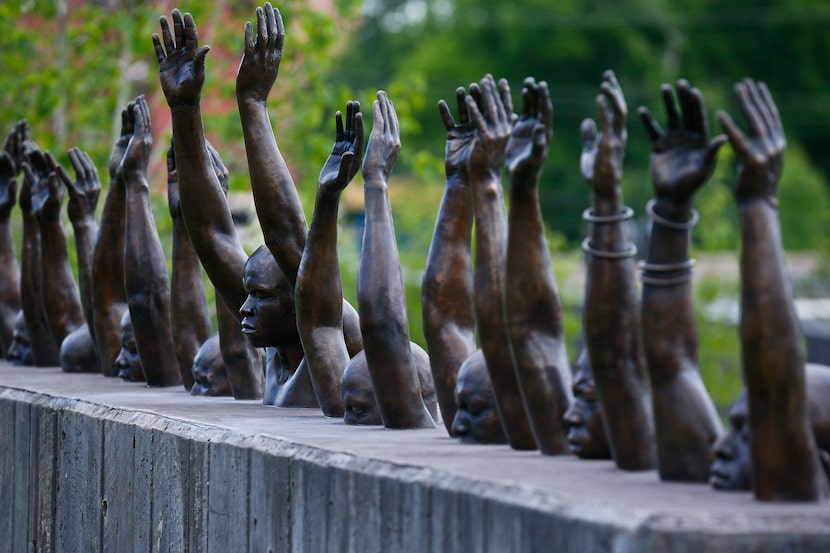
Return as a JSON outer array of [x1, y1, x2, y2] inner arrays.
[[154, 8, 248, 312], [168, 141, 210, 390], [580, 70, 655, 470], [92, 106, 131, 376], [358, 91, 434, 429], [56, 148, 101, 339], [465, 75, 536, 450], [0, 149, 21, 357], [504, 77, 572, 455], [119, 96, 180, 387], [236, 3, 304, 285], [637, 80, 724, 481], [295, 102, 363, 417], [19, 152, 59, 366], [29, 152, 85, 347], [718, 79, 829, 501], [421, 88, 477, 435]]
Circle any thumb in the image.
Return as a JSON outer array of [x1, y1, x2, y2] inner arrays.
[[195, 46, 210, 74], [336, 151, 355, 184], [706, 135, 728, 167]]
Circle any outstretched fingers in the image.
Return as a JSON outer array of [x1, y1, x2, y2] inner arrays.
[[717, 110, 752, 161], [438, 99, 456, 132], [538, 81, 553, 143], [601, 70, 627, 135], [637, 106, 662, 142], [660, 83, 679, 130]]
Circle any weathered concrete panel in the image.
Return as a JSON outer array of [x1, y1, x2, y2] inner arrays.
[[0, 397, 15, 553], [207, 438, 250, 553], [187, 437, 210, 553], [34, 405, 58, 553], [102, 418, 136, 553], [55, 409, 102, 553], [151, 423, 189, 553], [249, 443, 293, 553]]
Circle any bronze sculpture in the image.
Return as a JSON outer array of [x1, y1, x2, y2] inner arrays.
[[504, 77, 573, 454], [92, 105, 131, 377], [6, 311, 33, 366], [119, 96, 180, 387], [358, 90, 435, 428], [718, 79, 829, 501], [190, 334, 232, 397], [562, 349, 611, 459], [637, 80, 724, 481], [466, 75, 537, 449], [52, 148, 102, 373], [710, 364, 830, 491], [580, 71, 655, 470], [115, 310, 143, 382], [0, 123, 24, 358], [19, 146, 60, 366], [422, 87, 478, 436], [451, 349, 507, 444]]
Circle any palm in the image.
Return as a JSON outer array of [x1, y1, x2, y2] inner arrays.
[[650, 131, 714, 200], [506, 119, 537, 175], [159, 51, 205, 106], [445, 126, 475, 177]]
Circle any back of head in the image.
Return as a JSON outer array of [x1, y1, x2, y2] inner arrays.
[[60, 325, 99, 373]]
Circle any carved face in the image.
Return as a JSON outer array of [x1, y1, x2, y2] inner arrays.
[[451, 349, 506, 444], [115, 311, 144, 382], [341, 345, 437, 426], [563, 349, 611, 459], [341, 351, 382, 425], [240, 247, 296, 348], [190, 334, 231, 396], [7, 311, 33, 365], [709, 393, 752, 491]]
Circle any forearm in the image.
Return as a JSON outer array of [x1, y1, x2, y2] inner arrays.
[[171, 219, 211, 389], [71, 218, 98, 332], [470, 169, 537, 449], [358, 183, 430, 427], [0, 219, 21, 351], [505, 182, 564, 337], [38, 219, 85, 343], [172, 105, 248, 311], [21, 216, 59, 365], [296, 192, 348, 416], [91, 180, 127, 375], [238, 97, 306, 286], [124, 184, 179, 386], [583, 184, 654, 470], [421, 176, 476, 432], [739, 198, 827, 499]]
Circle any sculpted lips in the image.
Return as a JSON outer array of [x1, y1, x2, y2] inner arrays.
[[241, 320, 256, 333]]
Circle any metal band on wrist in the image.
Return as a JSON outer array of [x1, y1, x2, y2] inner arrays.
[[581, 237, 637, 259], [646, 199, 699, 230]]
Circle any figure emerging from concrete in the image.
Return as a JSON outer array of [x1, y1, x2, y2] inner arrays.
[[0, 123, 24, 359], [504, 77, 573, 454], [717, 79, 829, 501], [450, 350, 507, 444], [710, 364, 830, 491], [466, 75, 537, 449], [118, 96, 180, 387], [637, 80, 724, 481], [580, 71, 655, 470], [563, 349, 610, 459], [357, 91, 435, 429]]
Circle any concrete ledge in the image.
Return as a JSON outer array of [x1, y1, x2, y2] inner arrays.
[[1, 363, 829, 553]]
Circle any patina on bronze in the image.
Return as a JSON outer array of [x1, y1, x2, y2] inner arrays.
[[466, 75, 537, 450], [0, 123, 24, 358], [563, 348, 611, 460], [505, 77, 573, 455], [718, 79, 829, 501], [637, 80, 724, 481], [451, 349, 507, 444], [580, 71, 655, 470]]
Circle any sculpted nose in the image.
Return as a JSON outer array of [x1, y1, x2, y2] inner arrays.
[[451, 414, 469, 436], [713, 434, 735, 461], [240, 295, 255, 318], [563, 403, 582, 426]]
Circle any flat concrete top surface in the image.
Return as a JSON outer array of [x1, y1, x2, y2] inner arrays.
[[3, 362, 830, 536]]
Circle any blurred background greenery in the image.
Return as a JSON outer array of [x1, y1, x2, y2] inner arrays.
[[3, 0, 830, 413]]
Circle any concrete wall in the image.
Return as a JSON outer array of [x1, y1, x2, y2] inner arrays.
[[2, 367, 830, 553]]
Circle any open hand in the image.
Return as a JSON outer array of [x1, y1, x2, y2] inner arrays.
[[153, 9, 210, 107], [506, 77, 553, 185], [362, 91, 400, 186], [3, 120, 29, 175], [465, 75, 513, 178], [28, 152, 64, 223], [639, 80, 725, 205], [319, 101, 363, 195], [109, 103, 134, 180], [717, 79, 785, 203], [117, 96, 152, 184], [236, 2, 284, 103], [580, 70, 627, 196], [438, 87, 476, 180], [55, 148, 100, 223]]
